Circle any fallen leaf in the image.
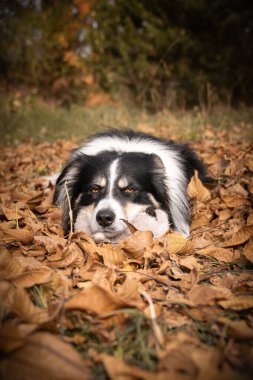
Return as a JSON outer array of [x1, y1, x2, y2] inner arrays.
[[196, 245, 237, 263], [188, 285, 232, 306], [0, 332, 91, 380], [217, 317, 253, 340], [222, 194, 249, 208], [187, 170, 211, 202], [34, 235, 67, 254], [243, 239, 253, 262], [0, 321, 36, 353], [219, 296, 253, 310], [7, 287, 50, 324], [3, 228, 33, 244], [166, 231, 194, 255], [96, 244, 125, 266], [100, 354, 154, 380], [46, 242, 84, 268], [10, 267, 53, 288], [0, 247, 23, 280], [1, 204, 23, 221], [119, 230, 153, 261], [65, 276, 143, 314], [221, 225, 253, 247]]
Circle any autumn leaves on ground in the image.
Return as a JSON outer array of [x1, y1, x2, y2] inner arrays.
[[0, 127, 253, 380]]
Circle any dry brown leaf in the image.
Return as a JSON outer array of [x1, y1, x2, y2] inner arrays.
[[65, 285, 129, 314], [222, 194, 249, 208], [196, 245, 237, 263], [217, 317, 253, 340], [3, 228, 33, 244], [221, 225, 253, 247], [158, 346, 198, 379], [34, 235, 67, 254], [190, 346, 232, 380], [0, 247, 23, 280], [243, 239, 253, 262], [46, 242, 84, 268], [0, 332, 91, 380], [190, 214, 209, 230], [218, 209, 232, 221], [10, 267, 53, 288], [96, 244, 125, 266], [65, 276, 143, 314], [247, 210, 253, 225], [8, 288, 50, 324], [245, 155, 253, 171], [187, 170, 211, 202], [0, 204, 23, 221], [188, 285, 232, 306], [219, 296, 253, 310], [224, 160, 244, 176], [119, 230, 153, 261], [0, 321, 37, 353], [100, 354, 154, 380], [179, 256, 200, 270], [192, 236, 213, 250], [166, 231, 194, 255]]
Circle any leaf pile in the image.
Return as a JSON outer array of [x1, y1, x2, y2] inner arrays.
[[0, 131, 253, 380]]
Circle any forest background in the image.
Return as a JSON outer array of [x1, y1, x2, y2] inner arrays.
[[0, 0, 253, 143]]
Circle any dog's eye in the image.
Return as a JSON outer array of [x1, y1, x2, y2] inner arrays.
[[89, 186, 101, 193], [124, 186, 136, 193]]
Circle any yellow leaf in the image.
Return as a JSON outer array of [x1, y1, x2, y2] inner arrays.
[[166, 231, 194, 255]]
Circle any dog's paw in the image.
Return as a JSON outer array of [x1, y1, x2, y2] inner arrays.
[[131, 207, 170, 237]]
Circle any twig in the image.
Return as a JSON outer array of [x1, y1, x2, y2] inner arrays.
[[64, 181, 73, 237], [140, 289, 164, 348], [15, 203, 19, 229]]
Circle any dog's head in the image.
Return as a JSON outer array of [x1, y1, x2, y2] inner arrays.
[[54, 151, 170, 243]]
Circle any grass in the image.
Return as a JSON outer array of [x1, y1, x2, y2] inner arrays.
[[65, 309, 158, 371], [0, 93, 252, 146]]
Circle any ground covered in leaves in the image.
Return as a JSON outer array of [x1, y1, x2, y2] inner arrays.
[[0, 128, 253, 380]]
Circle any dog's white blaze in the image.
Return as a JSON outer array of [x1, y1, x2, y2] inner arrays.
[[76, 135, 190, 236], [108, 159, 119, 197]]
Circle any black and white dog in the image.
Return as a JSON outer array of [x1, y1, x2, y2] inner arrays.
[[53, 129, 207, 243]]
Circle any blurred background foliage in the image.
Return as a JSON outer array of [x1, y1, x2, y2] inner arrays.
[[0, 0, 253, 110]]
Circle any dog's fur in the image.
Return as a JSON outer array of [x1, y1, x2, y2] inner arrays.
[[53, 129, 207, 243]]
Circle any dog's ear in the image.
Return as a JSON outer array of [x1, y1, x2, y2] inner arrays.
[[53, 155, 84, 235], [149, 154, 169, 209]]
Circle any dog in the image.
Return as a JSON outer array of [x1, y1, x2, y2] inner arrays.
[[53, 129, 207, 243]]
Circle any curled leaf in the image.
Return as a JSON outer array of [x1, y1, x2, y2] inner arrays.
[[166, 231, 194, 255], [187, 170, 211, 202]]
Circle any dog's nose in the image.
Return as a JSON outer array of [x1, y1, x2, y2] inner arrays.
[[96, 209, 115, 227]]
